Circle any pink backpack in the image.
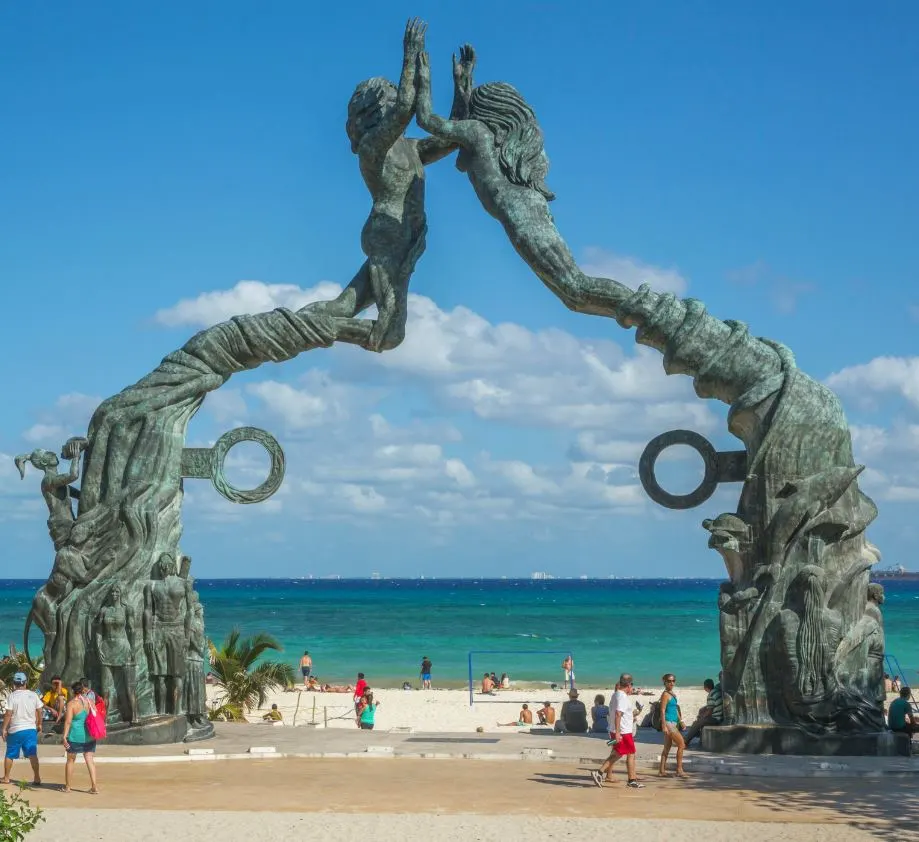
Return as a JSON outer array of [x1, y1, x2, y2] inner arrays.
[[86, 697, 107, 740]]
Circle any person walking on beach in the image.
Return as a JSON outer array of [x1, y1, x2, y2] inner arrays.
[[353, 673, 368, 719], [300, 651, 313, 686], [562, 655, 575, 690], [420, 656, 432, 690], [1, 671, 43, 787], [62, 681, 99, 794], [658, 673, 687, 777], [592, 673, 644, 789]]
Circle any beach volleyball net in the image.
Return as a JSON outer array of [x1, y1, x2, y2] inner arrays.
[[467, 649, 573, 706]]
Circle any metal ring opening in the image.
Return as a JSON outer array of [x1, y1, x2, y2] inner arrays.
[[211, 427, 286, 504], [638, 429, 720, 510]]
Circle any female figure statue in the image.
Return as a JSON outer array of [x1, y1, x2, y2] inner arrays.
[[414, 49, 596, 312], [307, 19, 473, 352], [184, 594, 207, 729], [94, 583, 138, 723], [15, 437, 88, 550]]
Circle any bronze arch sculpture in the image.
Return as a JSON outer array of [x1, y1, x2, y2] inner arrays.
[[16, 19, 889, 750]]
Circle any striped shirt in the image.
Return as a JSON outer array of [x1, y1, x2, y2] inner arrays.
[[707, 684, 724, 722]]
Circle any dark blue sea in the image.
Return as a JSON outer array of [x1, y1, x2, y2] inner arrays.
[[2, 579, 917, 687]]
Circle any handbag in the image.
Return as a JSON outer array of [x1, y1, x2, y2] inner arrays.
[[86, 697, 107, 740]]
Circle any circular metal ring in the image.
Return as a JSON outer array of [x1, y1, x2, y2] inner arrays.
[[211, 427, 286, 504], [638, 429, 719, 510]]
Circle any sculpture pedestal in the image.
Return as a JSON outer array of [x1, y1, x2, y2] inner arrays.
[[41, 715, 214, 746], [702, 724, 910, 757]]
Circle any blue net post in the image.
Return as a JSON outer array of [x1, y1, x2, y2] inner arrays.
[[468, 650, 474, 707]]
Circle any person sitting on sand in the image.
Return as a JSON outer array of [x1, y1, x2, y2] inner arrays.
[[555, 689, 588, 734], [537, 701, 556, 726], [500, 672, 510, 689], [306, 676, 320, 691], [262, 704, 283, 722], [480, 673, 496, 694], [591, 694, 610, 734], [498, 704, 532, 727], [322, 684, 353, 693]]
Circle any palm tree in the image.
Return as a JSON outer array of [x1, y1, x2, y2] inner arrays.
[[0, 645, 43, 695], [207, 629, 295, 721]]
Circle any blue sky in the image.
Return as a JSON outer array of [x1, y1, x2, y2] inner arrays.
[[2, 2, 917, 578]]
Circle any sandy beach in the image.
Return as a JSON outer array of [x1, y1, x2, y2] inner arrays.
[[220, 684, 711, 732]]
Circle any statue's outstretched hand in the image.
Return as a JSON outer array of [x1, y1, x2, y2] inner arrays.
[[61, 437, 88, 460], [416, 50, 431, 84], [403, 17, 427, 58], [452, 43, 476, 94]]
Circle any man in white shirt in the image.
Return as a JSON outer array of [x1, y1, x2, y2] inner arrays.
[[591, 672, 644, 789], [1, 672, 44, 786]]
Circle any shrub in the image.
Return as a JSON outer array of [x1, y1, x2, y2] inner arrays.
[[0, 786, 44, 841]]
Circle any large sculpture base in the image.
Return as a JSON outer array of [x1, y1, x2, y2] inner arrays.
[[42, 716, 214, 746], [702, 725, 911, 757]]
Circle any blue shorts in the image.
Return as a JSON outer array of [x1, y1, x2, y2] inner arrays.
[[66, 740, 97, 755], [421, 673, 431, 682], [301, 667, 311, 677], [5, 729, 38, 760]]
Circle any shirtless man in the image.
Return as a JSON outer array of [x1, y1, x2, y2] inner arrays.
[[537, 701, 556, 725], [143, 553, 193, 715], [498, 704, 533, 726], [307, 20, 474, 352]]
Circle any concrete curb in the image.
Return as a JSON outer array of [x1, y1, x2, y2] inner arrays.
[[28, 747, 919, 777]]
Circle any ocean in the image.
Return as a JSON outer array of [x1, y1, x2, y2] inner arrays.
[[2, 578, 917, 688]]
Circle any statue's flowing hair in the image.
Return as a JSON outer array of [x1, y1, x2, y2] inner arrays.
[[468, 82, 555, 201], [346, 77, 397, 153], [15, 449, 57, 478], [795, 568, 827, 697]]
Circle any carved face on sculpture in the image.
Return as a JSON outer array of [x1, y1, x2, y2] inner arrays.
[[346, 77, 398, 153], [466, 82, 554, 201], [109, 584, 122, 605], [14, 448, 59, 478], [867, 583, 884, 606], [153, 553, 177, 579]]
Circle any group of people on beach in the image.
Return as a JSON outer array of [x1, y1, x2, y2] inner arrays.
[[2, 671, 101, 793]]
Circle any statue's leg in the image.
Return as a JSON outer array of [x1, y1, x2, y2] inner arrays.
[[153, 676, 165, 714], [366, 261, 406, 353], [100, 665, 116, 720], [172, 676, 185, 716], [303, 262, 373, 318], [125, 665, 138, 724]]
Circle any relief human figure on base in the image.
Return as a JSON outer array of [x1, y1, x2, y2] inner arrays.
[[306, 19, 474, 352], [143, 554, 192, 716], [94, 583, 138, 724]]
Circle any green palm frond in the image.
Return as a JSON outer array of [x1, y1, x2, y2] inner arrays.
[[206, 629, 292, 718]]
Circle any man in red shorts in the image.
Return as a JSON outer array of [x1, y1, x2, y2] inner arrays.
[[591, 672, 644, 789]]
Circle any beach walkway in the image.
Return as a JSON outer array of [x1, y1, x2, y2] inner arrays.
[[28, 723, 919, 778], [21, 756, 916, 841]]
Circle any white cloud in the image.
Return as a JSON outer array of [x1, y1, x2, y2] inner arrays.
[[827, 357, 919, 410], [154, 280, 344, 327], [22, 392, 101, 445], [580, 248, 688, 296]]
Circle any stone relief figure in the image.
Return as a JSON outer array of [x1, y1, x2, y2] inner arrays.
[[15, 437, 88, 550], [184, 592, 208, 729], [306, 20, 474, 352], [143, 554, 192, 715], [94, 583, 138, 724]]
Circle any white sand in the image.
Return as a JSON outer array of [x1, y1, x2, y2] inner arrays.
[[212, 683, 711, 733], [31, 809, 876, 841]]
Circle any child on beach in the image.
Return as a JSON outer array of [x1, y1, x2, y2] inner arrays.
[[658, 673, 687, 778]]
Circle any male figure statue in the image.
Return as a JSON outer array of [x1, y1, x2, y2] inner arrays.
[[143, 553, 193, 715]]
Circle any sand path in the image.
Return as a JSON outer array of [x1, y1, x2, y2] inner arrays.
[[14, 757, 909, 841]]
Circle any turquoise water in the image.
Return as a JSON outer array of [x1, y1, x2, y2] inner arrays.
[[3, 578, 917, 687]]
